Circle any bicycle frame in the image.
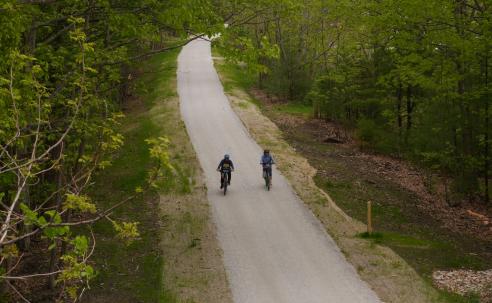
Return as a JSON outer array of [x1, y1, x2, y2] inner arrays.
[[262, 165, 272, 190], [221, 169, 230, 195]]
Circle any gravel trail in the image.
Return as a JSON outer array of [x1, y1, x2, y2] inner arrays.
[[177, 38, 381, 303]]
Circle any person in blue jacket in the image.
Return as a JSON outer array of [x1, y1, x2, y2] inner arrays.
[[260, 149, 275, 181]]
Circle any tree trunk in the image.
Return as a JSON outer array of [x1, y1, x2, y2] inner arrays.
[[254, 21, 263, 88], [485, 55, 490, 204], [405, 85, 413, 145], [19, 185, 31, 252], [320, 19, 329, 73], [397, 82, 403, 156], [406, 85, 413, 131], [48, 166, 64, 289]]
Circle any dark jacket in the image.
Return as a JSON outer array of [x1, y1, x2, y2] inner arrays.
[[218, 159, 234, 171]]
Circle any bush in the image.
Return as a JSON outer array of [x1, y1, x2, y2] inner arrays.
[[356, 119, 379, 148]]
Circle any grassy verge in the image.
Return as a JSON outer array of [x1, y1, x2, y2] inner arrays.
[[212, 47, 484, 303], [83, 49, 231, 303]]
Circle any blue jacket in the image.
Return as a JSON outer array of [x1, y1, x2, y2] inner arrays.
[[260, 154, 275, 167]]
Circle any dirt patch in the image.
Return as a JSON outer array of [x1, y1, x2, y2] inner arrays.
[[271, 109, 492, 263], [250, 89, 353, 144], [269, 106, 492, 242]]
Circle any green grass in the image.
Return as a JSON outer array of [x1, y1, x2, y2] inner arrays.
[[272, 103, 312, 117], [212, 46, 256, 91], [359, 232, 435, 248], [211, 46, 263, 107], [314, 170, 490, 272], [212, 47, 313, 119], [437, 291, 481, 303], [83, 50, 182, 303]]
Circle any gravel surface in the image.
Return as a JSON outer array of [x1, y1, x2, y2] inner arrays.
[[433, 270, 492, 301], [177, 38, 381, 303]]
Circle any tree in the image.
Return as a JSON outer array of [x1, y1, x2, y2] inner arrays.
[[0, 0, 227, 300]]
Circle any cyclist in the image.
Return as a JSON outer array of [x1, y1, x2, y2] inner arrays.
[[217, 154, 234, 188], [260, 149, 275, 183]]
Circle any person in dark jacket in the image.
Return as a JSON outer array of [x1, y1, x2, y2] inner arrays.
[[217, 154, 234, 188]]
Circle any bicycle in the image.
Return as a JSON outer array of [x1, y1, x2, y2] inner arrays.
[[262, 164, 272, 191], [219, 169, 231, 195]]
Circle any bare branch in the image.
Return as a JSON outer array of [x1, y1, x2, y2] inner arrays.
[[100, 34, 208, 66], [2, 269, 63, 280], [6, 281, 31, 303]]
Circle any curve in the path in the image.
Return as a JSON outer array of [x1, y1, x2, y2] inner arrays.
[[177, 38, 381, 303]]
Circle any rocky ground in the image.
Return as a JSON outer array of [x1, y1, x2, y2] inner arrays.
[[434, 270, 492, 302]]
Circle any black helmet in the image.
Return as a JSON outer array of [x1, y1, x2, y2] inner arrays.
[[224, 154, 230, 159], [264, 149, 270, 154]]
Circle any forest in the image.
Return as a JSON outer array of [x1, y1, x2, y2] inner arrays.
[[0, 0, 491, 302], [220, 0, 492, 205], [0, 0, 226, 301]]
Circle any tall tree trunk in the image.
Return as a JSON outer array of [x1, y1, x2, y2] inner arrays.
[[254, 21, 263, 88], [48, 157, 64, 289], [406, 85, 413, 131], [397, 82, 403, 155], [19, 185, 31, 252], [405, 85, 413, 145], [320, 19, 329, 72], [485, 55, 490, 204], [454, 0, 476, 196], [16, 144, 32, 252]]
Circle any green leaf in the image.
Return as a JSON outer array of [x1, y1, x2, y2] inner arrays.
[[64, 194, 97, 214], [72, 235, 89, 256]]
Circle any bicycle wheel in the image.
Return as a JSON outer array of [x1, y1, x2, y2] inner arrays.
[[223, 174, 228, 195]]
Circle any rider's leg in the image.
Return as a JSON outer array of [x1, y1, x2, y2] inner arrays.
[[227, 171, 231, 185], [220, 173, 224, 188]]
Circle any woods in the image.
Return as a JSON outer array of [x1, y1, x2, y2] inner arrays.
[[0, 0, 223, 301], [222, 0, 492, 205], [2, 0, 492, 301]]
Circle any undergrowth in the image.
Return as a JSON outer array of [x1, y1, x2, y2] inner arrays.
[[82, 50, 182, 303]]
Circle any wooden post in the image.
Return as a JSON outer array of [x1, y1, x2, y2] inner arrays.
[[367, 201, 373, 235]]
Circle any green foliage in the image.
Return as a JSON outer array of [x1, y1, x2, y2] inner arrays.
[[72, 236, 89, 257], [20, 203, 69, 243], [112, 221, 140, 246], [0, 244, 19, 259], [146, 137, 173, 171], [43, 211, 69, 240], [146, 136, 176, 190], [86, 49, 182, 302], [356, 119, 379, 148], [0, 0, 231, 300], [217, 35, 279, 74], [58, 253, 95, 296], [226, 0, 492, 201], [64, 194, 97, 214]]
